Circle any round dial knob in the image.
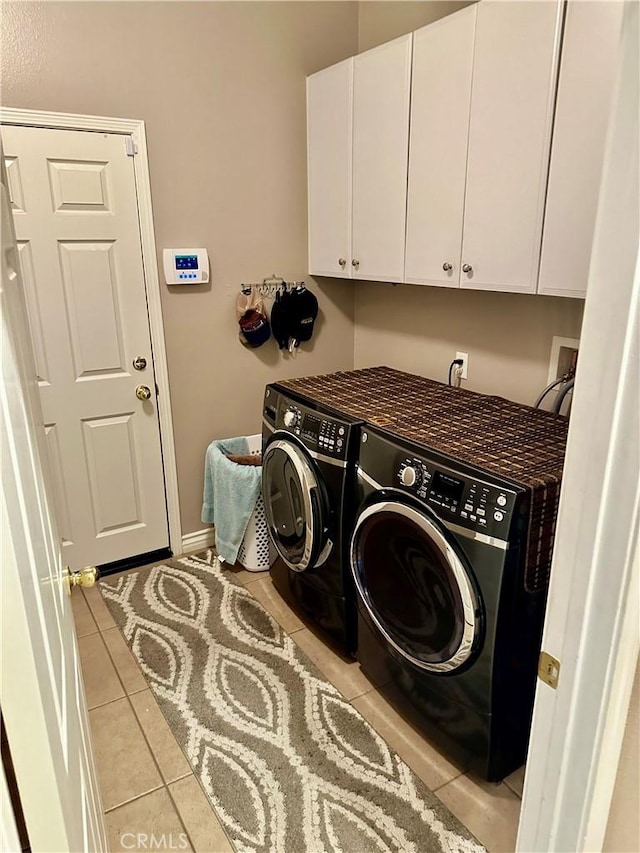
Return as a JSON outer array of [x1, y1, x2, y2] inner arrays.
[[401, 466, 417, 487], [283, 409, 297, 428]]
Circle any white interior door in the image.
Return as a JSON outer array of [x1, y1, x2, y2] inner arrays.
[[2, 124, 169, 569], [1, 163, 107, 851]]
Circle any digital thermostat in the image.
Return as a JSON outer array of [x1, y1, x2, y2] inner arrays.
[[163, 248, 209, 285]]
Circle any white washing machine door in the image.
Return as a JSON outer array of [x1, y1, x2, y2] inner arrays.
[[262, 437, 328, 572], [350, 500, 481, 673]]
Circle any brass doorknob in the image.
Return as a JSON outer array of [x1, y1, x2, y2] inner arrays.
[[65, 565, 100, 591], [136, 384, 152, 401]]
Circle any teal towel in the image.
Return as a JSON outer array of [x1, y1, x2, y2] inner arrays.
[[201, 436, 263, 564]]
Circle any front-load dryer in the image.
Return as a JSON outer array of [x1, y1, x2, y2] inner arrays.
[[262, 384, 362, 653], [351, 426, 550, 782]]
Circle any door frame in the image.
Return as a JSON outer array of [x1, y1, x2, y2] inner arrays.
[[517, 3, 639, 850], [0, 107, 182, 557]]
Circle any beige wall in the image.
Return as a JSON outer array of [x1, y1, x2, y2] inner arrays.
[[359, 0, 473, 52], [355, 1, 584, 405], [354, 285, 583, 406], [1, 1, 359, 536]]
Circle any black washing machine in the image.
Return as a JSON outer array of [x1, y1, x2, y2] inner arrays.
[[351, 426, 548, 781], [261, 384, 361, 654]]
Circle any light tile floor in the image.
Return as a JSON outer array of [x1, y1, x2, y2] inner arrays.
[[75, 555, 524, 852]]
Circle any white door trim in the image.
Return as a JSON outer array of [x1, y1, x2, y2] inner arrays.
[[517, 4, 639, 851], [0, 107, 182, 558]]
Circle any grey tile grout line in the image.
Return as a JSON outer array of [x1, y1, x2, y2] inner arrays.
[[93, 583, 236, 852], [431, 770, 467, 794], [98, 626, 197, 850]]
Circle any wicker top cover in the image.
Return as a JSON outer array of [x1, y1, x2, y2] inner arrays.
[[278, 366, 569, 592]]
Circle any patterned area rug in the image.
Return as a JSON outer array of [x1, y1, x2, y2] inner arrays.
[[100, 554, 485, 853]]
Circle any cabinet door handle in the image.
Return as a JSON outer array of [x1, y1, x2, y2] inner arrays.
[[338, 258, 347, 268], [462, 264, 473, 274], [442, 262, 453, 272], [352, 259, 359, 269]]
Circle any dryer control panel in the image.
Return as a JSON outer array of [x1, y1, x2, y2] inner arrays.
[[263, 387, 355, 462], [394, 453, 517, 539]]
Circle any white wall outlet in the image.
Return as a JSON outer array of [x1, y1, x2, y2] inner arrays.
[[548, 336, 579, 383], [456, 351, 469, 380]]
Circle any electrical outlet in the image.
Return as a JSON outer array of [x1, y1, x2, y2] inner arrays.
[[455, 351, 469, 380]]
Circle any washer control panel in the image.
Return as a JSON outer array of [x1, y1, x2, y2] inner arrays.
[[269, 393, 352, 461], [395, 454, 516, 538]]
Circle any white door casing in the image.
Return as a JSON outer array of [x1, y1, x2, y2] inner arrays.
[[2, 122, 171, 569], [1, 159, 107, 850], [404, 5, 476, 288], [517, 3, 639, 850]]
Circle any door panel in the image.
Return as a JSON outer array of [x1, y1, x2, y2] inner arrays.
[[47, 158, 111, 212], [2, 124, 169, 568], [58, 240, 127, 377]]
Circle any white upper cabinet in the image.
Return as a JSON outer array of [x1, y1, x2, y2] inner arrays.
[[306, 35, 411, 283], [538, 1, 624, 299], [405, 6, 476, 287], [460, 0, 563, 294], [351, 34, 412, 283], [307, 58, 353, 278]]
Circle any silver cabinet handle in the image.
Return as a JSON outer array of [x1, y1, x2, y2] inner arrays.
[[352, 259, 359, 269], [462, 264, 473, 274], [442, 262, 453, 272], [338, 257, 346, 267]]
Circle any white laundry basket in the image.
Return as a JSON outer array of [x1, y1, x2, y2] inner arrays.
[[236, 434, 276, 572]]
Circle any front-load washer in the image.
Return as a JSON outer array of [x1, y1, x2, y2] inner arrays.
[[261, 384, 362, 653], [351, 426, 552, 782]]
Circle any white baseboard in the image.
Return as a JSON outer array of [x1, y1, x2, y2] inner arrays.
[[180, 528, 215, 555]]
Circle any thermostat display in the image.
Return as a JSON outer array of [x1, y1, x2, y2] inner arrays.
[[163, 248, 209, 284], [175, 255, 198, 270]]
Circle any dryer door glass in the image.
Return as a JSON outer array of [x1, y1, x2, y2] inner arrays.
[[351, 502, 479, 672], [262, 439, 325, 572]]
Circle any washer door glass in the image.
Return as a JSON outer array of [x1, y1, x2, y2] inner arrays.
[[262, 439, 325, 572], [351, 501, 480, 672]]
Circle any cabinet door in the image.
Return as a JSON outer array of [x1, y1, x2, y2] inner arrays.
[[460, 0, 563, 293], [405, 6, 476, 288], [538, 1, 624, 299], [352, 34, 412, 283], [307, 58, 353, 278]]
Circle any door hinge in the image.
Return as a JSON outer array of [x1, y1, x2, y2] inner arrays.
[[124, 137, 138, 157], [538, 650, 561, 689]]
